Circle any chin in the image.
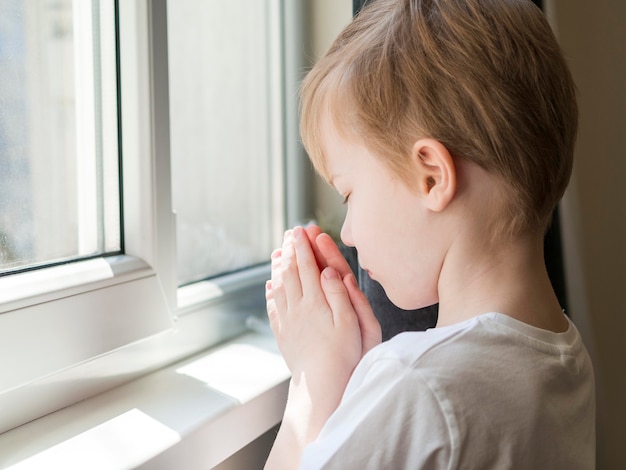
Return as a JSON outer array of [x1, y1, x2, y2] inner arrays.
[[383, 286, 438, 311], [394, 299, 437, 311]]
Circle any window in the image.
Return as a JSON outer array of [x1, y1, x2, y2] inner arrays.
[[0, 0, 305, 435], [0, 0, 120, 274], [167, 0, 283, 285]]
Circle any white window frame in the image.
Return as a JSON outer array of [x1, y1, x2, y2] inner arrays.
[[0, 0, 306, 435]]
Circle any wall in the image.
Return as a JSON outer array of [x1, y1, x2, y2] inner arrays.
[[547, 1, 626, 468]]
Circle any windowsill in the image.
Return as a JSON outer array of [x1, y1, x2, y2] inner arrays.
[[0, 331, 289, 469]]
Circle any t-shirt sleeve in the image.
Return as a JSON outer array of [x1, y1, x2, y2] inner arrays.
[[299, 356, 455, 470]]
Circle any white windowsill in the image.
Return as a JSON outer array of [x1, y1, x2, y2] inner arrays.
[[0, 331, 289, 469]]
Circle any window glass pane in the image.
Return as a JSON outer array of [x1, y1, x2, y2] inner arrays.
[[168, 0, 281, 285], [0, 0, 121, 274]]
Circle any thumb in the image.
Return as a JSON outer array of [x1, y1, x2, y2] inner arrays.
[[320, 267, 358, 328], [343, 273, 382, 355]]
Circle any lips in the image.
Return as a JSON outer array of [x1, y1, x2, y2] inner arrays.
[[358, 259, 374, 279]]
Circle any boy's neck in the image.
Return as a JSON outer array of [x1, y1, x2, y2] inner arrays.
[[435, 232, 569, 333]]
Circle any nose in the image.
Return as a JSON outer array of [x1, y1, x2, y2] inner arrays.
[[340, 212, 354, 247]]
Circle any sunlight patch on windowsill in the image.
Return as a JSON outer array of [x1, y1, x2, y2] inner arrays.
[[176, 343, 290, 403], [5, 409, 180, 470], [0, 331, 289, 469]]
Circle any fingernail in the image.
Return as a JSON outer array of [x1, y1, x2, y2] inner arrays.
[[323, 267, 339, 280], [347, 273, 359, 288]]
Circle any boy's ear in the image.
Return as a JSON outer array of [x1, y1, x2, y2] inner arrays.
[[411, 138, 456, 212]]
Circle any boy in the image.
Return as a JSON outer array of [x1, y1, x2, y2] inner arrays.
[[265, 0, 595, 468]]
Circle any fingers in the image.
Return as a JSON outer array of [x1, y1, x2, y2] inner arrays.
[[321, 267, 358, 329], [302, 224, 353, 280], [343, 273, 382, 355], [292, 227, 321, 289], [343, 273, 370, 315], [279, 231, 303, 301], [267, 244, 292, 341], [304, 224, 322, 240], [266, 227, 368, 383], [268, 225, 355, 326], [316, 232, 354, 279], [305, 224, 326, 271], [265, 279, 280, 335], [267, 249, 285, 335], [268, 227, 322, 316]]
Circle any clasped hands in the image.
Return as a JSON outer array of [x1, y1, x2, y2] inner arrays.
[[265, 225, 382, 408]]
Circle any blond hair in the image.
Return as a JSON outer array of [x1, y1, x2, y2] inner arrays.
[[300, 0, 577, 236]]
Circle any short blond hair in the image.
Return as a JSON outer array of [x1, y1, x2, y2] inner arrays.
[[300, 0, 577, 236]]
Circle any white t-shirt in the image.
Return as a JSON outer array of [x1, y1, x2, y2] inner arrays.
[[300, 312, 595, 469]]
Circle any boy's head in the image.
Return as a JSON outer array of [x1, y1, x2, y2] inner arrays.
[[300, 0, 577, 237]]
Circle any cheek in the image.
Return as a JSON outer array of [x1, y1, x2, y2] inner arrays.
[[348, 187, 442, 308], [382, 248, 440, 310], [348, 204, 384, 250], [401, 225, 444, 308], [378, 210, 442, 309]]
